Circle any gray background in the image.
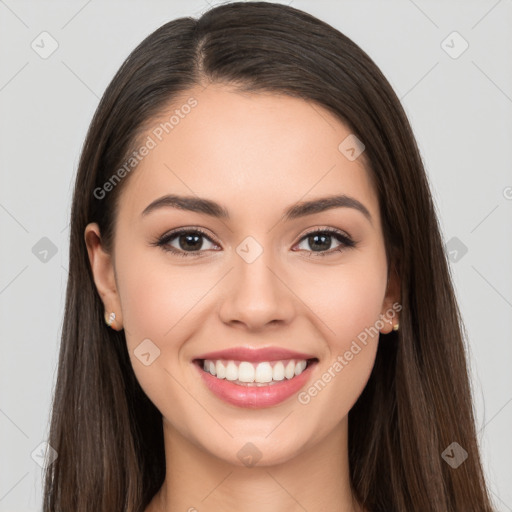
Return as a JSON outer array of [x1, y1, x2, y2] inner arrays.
[[1, 0, 511, 510]]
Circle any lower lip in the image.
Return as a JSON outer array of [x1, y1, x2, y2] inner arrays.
[[194, 360, 318, 409]]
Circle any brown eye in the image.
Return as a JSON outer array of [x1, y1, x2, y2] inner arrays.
[[154, 228, 219, 257], [294, 229, 355, 256]]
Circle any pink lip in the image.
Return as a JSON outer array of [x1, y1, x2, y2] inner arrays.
[[194, 346, 316, 363], [193, 359, 318, 409]]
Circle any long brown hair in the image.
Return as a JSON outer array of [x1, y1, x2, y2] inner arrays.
[[43, 2, 495, 510]]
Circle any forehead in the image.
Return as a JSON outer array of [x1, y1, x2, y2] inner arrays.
[[117, 83, 379, 226]]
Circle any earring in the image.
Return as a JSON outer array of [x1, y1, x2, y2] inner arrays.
[[105, 312, 116, 328], [392, 321, 399, 331]]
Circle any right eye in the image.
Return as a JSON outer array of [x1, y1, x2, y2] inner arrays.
[[152, 228, 220, 257]]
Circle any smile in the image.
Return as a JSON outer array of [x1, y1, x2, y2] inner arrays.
[[201, 358, 310, 385], [193, 357, 319, 408]]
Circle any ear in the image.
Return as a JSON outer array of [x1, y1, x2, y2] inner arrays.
[[379, 260, 401, 335], [84, 223, 123, 330]]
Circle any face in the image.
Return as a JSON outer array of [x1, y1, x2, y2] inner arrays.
[[86, 83, 399, 467]]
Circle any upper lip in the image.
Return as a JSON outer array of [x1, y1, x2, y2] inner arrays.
[[194, 347, 317, 363]]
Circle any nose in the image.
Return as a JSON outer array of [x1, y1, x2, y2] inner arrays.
[[218, 247, 296, 332]]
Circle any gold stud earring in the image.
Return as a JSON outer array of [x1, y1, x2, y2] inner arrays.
[[105, 312, 116, 328], [392, 321, 399, 331]]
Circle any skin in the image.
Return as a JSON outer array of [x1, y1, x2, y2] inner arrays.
[[85, 83, 400, 512]]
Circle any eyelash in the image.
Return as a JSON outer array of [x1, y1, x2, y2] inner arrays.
[[151, 226, 356, 258]]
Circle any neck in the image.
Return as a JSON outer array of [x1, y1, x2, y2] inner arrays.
[[146, 416, 363, 512]]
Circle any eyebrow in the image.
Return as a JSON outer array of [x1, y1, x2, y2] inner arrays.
[[141, 193, 372, 224]]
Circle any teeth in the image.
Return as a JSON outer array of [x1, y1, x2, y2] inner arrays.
[[273, 361, 285, 381], [201, 358, 311, 384], [225, 361, 238, 381], [238, 362, 255, 383], [295, 360, 307, 375], [285, 360, 295, 379], [255, 362, 273, 383], [216, 360, 226, 379]]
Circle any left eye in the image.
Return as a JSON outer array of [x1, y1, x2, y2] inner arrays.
[[294, 229, 355, 256]]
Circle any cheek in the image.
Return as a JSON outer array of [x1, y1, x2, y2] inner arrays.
[[115, 249, 205, 426], [291, 254, 387, 418], [117, 246, 208, 347], [328, 271, 386, 345], [297, 253, 388, 353], [113, 241, 195, 378]]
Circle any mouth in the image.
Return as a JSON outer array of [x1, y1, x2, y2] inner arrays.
[[194, 358, 318, 385], [192, 357, 319, 408]]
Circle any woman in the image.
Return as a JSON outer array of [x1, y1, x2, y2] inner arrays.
[[43, 2, 495, 511]]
